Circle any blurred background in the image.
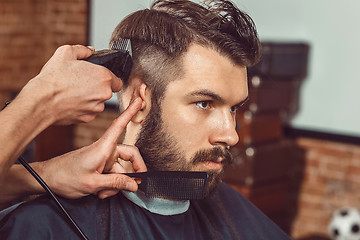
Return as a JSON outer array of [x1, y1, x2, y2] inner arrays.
[[1, 0, 360, 239]]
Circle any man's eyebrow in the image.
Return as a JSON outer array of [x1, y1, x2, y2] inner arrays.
[[186, 89, 225, 103], [186, 89, 249, 106]]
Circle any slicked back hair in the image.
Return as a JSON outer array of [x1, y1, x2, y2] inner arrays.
[[111, 0, 261, 108]]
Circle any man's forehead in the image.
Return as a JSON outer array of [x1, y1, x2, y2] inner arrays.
[[159, 44, 248, 105]]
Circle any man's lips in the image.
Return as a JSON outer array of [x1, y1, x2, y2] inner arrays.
[[191, 147, 233, 171], [214, 156, 225, 163], [200, 157, 224, 170]]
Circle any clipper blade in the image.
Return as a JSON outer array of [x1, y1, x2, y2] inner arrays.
[[111, 38, 132, 57]]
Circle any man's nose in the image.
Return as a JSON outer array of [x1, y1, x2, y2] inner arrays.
[[209, 111, 239, 147]]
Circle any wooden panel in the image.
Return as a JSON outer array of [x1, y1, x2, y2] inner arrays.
[[226, 179, 288, 215], [225, 140, 298, 185], [248, 42, 309, 80], [236, 111, 283, 145], [241, 77, 302, 115]]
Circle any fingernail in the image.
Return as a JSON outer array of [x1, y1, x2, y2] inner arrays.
[[87, 46, 95, 51], [126, 181, 137, 191], [130, 97, 140, 105], [100, 193, 109, 199]]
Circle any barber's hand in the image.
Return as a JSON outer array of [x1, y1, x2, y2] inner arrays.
[[25, 45, 123, 125], [39, 98, 146, 199]]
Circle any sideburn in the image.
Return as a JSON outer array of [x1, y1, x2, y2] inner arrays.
[[135, 101, 187, 171]]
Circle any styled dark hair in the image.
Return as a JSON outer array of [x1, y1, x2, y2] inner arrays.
[[111, 0, 261, 105]]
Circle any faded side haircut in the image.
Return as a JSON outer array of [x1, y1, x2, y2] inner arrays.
[[111, 0, 261, 108]]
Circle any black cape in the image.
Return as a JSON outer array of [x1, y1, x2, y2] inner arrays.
[[0, 183, 290, 240]]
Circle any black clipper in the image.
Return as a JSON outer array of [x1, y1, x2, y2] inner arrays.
[[85, 39, 133, 82]]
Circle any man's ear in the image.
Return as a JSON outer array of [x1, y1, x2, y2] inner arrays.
[[130, 82, 151, 124]]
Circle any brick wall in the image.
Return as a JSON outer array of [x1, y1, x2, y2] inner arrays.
[[0, 0, 88, 106], [289, 137, 360, 239], [0, 0, 88, 161]]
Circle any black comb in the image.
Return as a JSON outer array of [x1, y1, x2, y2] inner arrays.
[[123, 171, 209, 200], [85, 39, 133, 82]]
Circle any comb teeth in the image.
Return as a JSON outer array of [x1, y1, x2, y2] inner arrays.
[[145, 174, 207, 199], [124, 171, 209, 200], [110, 38, 132, 57]]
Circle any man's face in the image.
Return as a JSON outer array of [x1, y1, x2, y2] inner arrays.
[[135, 44, 248, 195]]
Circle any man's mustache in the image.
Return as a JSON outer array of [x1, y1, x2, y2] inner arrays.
[[191, 147, 233, 167]]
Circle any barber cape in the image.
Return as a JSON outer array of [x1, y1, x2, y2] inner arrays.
[[0, 182, 290, 239]]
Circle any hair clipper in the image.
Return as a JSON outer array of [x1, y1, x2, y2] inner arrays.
[[85, 39, 133, 82]]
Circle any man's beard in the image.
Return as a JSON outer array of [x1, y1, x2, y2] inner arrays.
[[135, 103, 234, 197]]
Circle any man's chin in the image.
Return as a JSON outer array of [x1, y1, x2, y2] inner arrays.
[[203, 170, 223, 197]]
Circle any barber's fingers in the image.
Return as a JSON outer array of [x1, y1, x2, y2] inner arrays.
[[98, 189, 120, 199], [95, 174, 138, 199], [75, 44, 123, 92], [101, 97, 142, 143], [50, 44, 94, 61], [116, 145, 147, 172], [53, 44, 123, 93], [87, 46, 95, 51], [103, 144, 146, 173], [70, 44, 95, 60], [64, 44, 123, 92], [73, 44, 123, 92], [111, 76, 123, 92]]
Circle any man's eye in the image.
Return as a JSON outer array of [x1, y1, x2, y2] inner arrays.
[[196, 101, 211, 110]]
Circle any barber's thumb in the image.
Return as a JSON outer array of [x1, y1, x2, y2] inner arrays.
[[97, 174, 138, 199], [98, 189, 119, 199], [72, 44, 95, 60], [111, 75, 123, 93]]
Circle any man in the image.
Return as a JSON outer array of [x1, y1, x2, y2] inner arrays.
[[0, 0, 290, 239]]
